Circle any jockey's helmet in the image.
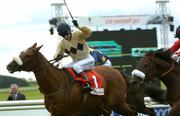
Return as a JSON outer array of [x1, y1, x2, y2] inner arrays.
[[57, 22, 71, 37], [174, 26, 180, 38]]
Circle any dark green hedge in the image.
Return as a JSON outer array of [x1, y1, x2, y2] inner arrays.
[[0, 75, 29, 88]]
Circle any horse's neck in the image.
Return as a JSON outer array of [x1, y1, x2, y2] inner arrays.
[[34, 53, 70, 94], [153, 58, 172, 76], [154, 58, 179, 89]]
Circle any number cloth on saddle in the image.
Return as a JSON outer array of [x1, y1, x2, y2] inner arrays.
[[66, 67, 104, 95]]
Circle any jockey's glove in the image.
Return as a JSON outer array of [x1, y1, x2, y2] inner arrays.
[[54, 54, 63, 62], [72, 20, 79, 27], [49, 27, 54, 35], [171, 54, 178, 60]]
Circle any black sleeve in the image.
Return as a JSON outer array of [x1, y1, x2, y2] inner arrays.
[[20, 93, 26, 100], [22, 94, 26, 100], [7, 96, 13, 101]]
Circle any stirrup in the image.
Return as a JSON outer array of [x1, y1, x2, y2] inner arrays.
[[83, 83, 91, 93], [84, 82, 90, 89]]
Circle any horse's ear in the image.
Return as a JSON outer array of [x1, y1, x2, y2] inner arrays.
[[32, 43, 37, 48], [36, 45, 43, 51]]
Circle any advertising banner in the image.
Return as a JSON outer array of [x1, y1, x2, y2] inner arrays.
[[112, 105, 170, 116], [60, 15, 162, 26]]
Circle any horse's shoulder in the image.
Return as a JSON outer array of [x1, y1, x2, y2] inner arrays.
[[93, 65, 107, 70]]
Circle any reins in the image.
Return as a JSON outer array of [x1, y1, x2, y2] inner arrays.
[[143, 58, 174, 86], [160, 61, 174, 77], [33, 56, 64, 72]]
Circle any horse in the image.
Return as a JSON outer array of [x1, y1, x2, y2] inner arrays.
[[120, 71, 156, 116], [6, 43, 136, 116], [135, 49, 180, 116]]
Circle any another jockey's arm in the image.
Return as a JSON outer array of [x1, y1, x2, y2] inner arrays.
[[169, 39, 180, 53]]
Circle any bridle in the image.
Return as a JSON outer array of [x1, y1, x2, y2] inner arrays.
[[160, 61, 174, 78], [143, 56, 175, 85]]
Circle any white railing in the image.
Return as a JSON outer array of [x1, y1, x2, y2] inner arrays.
[[0, 100, 44, 111], [0, 97, 170, 116], [0, 100, 49, 116]]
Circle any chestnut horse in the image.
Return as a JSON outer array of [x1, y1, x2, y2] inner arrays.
[[6, 43, 136, 116], [136, 49, 180, 116]]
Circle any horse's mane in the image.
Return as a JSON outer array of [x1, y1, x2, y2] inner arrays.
[[145, 48, 172, 62]]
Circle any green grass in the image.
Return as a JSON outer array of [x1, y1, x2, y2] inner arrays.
[[0, 83, 44, 101]]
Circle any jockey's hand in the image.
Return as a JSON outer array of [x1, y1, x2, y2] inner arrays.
[[54, 54, 63, 62], [72, 20, 79, 27], [49, 27, 54, 35], [171, 54, 178, 60]]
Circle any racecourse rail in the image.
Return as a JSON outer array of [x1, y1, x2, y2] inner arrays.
[[0, 97, 170, 116]]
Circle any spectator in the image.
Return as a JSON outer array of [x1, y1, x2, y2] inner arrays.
[[7, 84, 26, 101]]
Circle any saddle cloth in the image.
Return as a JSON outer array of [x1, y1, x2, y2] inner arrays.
[[66, 68, 104, 96]]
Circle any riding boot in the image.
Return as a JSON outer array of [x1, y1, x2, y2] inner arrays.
[[79, 72, 91, 90]]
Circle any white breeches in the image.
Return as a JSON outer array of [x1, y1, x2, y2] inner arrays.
[[64, 54, 95, 74]]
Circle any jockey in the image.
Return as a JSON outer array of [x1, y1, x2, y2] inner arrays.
[[54, 20, 111, 89], [90, 49, 112, 67], [169, 26, 180, 63]]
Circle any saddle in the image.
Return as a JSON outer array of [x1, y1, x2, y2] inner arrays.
[[66, 68, 104, 95]]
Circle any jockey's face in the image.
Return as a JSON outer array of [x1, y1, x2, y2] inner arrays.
[[63, 31, 72, 41]]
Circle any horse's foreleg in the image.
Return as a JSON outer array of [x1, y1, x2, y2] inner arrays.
[[99, 102, 111, 116], [140, 108, 156, 116], [116, 103, 137, 116], [168, 100, 180, 116]]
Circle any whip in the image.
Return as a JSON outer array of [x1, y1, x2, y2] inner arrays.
[[63, 0, 74, 21]]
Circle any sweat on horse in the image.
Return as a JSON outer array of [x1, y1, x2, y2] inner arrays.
[[135, 49, 180, 116], [6, 43, 136, 116]]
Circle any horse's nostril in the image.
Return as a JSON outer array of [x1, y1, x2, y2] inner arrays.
[[7, 67, 13, 73], [6, 62, 17, 73], [7, 65, 10, 70], [8, 70, 13, 73]]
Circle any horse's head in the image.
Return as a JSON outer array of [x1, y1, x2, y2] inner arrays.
[[136, 48, 174, 84], [135, 50, 159, 84], [7, 43, 43, 73]]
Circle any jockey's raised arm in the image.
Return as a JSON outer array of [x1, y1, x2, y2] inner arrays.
[[77, 26, 92, 39]]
